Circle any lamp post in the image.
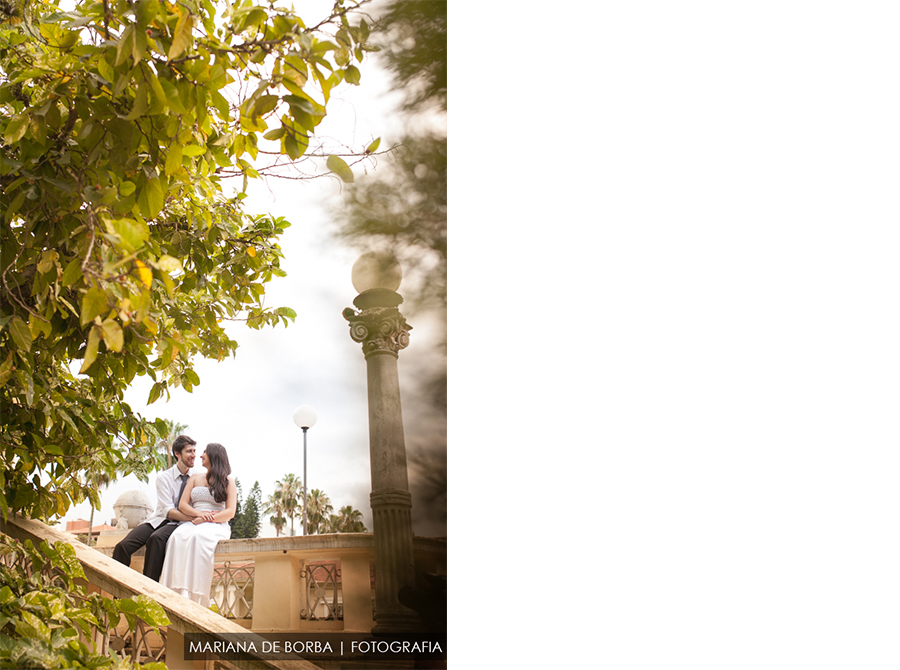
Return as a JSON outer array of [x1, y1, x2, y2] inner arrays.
[[343, 252, 421, 634], [292, 404, 317, 536]]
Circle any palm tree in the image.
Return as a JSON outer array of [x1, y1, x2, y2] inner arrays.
[[268, 513, 286, 537], [336, 505, 367, 533], [155, 419, 189, 468], [274, 473, 303, 536], [84, 470, 112, 547], [264, 491, 287, 538], [305, 489, 333, 535]]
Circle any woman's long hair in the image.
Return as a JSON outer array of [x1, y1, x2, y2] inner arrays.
[[204, 443, 231, 503]]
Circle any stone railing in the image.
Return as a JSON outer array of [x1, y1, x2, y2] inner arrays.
[[207, 533, 447, 634], [0, 515, 321, 670]]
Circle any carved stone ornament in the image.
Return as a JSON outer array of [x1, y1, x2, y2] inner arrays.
[[112, 490, 154, 531], [343, 306, 412, 357]]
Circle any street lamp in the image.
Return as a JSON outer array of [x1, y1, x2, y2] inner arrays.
[[292, 404, 317, 535]]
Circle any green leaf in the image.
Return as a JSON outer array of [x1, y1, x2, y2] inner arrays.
[[123, 82, 150, 120], [0, 353, 13, 388], [274, 306, 297, 319], [28, 314, 51, 340], [117, 595, 170, 629], [284, 134, 301, 160], [345, 65, 361, 85], [80, 287, 107, 326], [3, 114, 29, 144], [182, 144, 206, 157], [252, 95, 279, 118], [14, 610, 50, 643], [61, 257, 82, 286], [326, 155, 354, 183], [135, 0, 160, 28], [37, 250, 58, 274], [138, 175, 165, 219], [5, 191, 25, 218], [9, 317, 33, 353], [365, 137, 381, 154], [113, 217, 148, 252], [115, 25, 135, 66], [165, 144, 183, 176]]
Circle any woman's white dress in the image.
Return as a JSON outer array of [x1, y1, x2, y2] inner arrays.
[[159, 486, 231, 607]]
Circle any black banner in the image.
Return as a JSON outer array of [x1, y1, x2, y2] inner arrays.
[[184, 632, 446, 665]]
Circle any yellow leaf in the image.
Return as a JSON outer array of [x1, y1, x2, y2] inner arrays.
[[135, 260, 152, 289], [101, 318, 124, 352], [247, 246, 256, 257], [168, 11, 194, 60]]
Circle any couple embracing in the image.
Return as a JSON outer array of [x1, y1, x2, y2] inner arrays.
[[112, 435, 236, 607]]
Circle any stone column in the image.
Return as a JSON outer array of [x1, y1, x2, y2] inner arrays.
[[344, 275, 421, 634]]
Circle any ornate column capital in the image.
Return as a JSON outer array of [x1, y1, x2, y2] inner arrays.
[[343, 305, 412, 358]]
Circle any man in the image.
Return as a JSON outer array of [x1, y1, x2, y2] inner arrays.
[[112, 434, 199, 581]]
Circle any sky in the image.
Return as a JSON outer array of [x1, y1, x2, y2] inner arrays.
[[56, 0, 446, 539]]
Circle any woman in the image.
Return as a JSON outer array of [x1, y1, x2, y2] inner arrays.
[[159, 442, 237, 607]]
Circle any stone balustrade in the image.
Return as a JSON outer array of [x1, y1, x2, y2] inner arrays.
[[208, 533, 446, 633], [95, 532, 446, 634], [3, 516, 446, 667]]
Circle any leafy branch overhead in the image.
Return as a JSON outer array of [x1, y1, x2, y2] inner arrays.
[[0, 0, 375, 521]]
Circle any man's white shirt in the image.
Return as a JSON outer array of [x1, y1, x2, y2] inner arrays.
[[144, 464, 196, 528]]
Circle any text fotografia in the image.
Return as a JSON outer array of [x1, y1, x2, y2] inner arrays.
[[184, 633, 446, 662], [187, 639, 443, 655]]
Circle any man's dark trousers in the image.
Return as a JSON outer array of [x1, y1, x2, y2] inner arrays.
[[111, 521, 179, 582]]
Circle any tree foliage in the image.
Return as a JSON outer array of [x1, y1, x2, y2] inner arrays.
[[264, 489, 286, 537], [231, 479, 261, 539], [304, 487, 332, 534], [0, 0, 375, 522], [327, 504, 366, 532], [274, 472, 302, 535], [0, 535, 167, 669]]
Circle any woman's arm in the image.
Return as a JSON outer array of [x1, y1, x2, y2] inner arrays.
[[178, 475, 206, 518], [208, 476, 238, 524], [188, 476, 237, 524]]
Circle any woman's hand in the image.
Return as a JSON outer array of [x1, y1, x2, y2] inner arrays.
[[192, 516, 205, 525]]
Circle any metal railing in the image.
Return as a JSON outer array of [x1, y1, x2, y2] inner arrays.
[[300, 560, 342, 621], [211, 560, 255, 620]]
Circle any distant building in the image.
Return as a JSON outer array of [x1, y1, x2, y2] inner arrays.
[[63, 518, 117, 543]]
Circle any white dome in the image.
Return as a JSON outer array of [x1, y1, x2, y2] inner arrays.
[[112, 489, 154, 530]]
